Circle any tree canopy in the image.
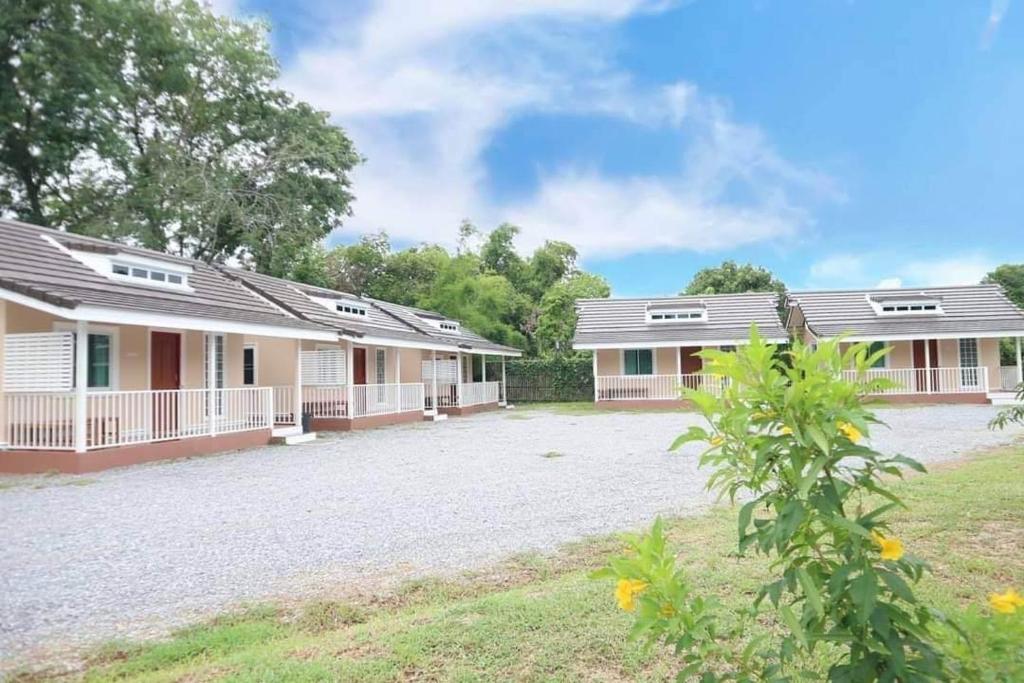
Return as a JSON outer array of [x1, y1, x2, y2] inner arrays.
[[682, 260, 787, 298], [982, 264, 1024, 365], [0, 0, 359, 275]]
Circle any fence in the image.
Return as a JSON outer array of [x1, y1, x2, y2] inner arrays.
[[487, 357, 593, 403]]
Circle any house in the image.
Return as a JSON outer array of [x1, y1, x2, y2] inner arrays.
[[786, 285, 1024, 403], [0, 219, 520, 474], [222, 269, 521, 426], [572, 293, 789, 407]]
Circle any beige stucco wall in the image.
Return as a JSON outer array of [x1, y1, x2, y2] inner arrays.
[[981, 337, 1001, 388], [245, 336, 297, 387], [399, 348, 424, 383], [0, 301, 5, 444]]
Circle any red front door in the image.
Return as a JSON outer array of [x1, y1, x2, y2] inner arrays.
[[150, 332, 181, 437], [353, 347, 367, 385], [911, 339, 939, 392], [680, 347, 703, 374]]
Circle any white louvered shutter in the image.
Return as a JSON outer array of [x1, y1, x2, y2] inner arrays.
[[4, 332, 75, 391], [301, 349, 346, 385], [421, 359, 458, 383]]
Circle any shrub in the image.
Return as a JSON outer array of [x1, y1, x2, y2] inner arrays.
[[597, 329, 954, 681]]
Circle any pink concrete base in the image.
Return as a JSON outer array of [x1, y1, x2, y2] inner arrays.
[[439, 402, 502, 417], [866, 392, 990, 405], [0, 429, 273, 475], [310, 410, 425, 433]]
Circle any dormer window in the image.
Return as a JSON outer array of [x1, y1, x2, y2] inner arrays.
[[336, 302, 367, 318], [439, 321, 459, 333], [868, 295, 943, 316], [112, 262, 186, 287], [646, 305, 707, 324]]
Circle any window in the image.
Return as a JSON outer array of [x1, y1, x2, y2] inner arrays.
[[647, 307, 706, 323], [375, 348, 386, 385], [871, 297, 943, 316], [867, 341, 887, 369], [243, 345, 257, 386], [440, 321, 459, 332], [720, 345, 737, 353], [203, 334, 225, 414], [336, 302, 367, 317], [959, 338, 980, 387], [624, 349, 654, 375], [87, 334, 112, 388], [112, 261, 188, 288]]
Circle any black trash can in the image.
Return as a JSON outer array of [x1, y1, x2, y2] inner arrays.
[[301, 411, 312, 434]]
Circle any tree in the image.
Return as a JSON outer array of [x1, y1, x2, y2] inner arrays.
[[535, 272, 610, 356], [325, 232, 390, 295], [480, 223, 526, 288], [0, 0, 360, 275], [525, 240, 578, 300], [982, 264, 1024, 365], [683, 260, 786, 298]]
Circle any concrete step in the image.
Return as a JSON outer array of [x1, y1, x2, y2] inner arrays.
[[272, 425, 303, 438], [271, 431, 317, 445], [424, 411, 448, 421]]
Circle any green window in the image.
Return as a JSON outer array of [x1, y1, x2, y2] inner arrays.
[[867, 341, 886, 369], [624, 349, 654, 375], [87, 334, 111, 388]]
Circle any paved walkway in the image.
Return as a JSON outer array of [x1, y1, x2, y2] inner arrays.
[[1, 404, 1020, 668]]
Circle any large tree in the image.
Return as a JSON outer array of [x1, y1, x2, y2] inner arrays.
[[0, 0, 359, 275], [534, 272, 610, 356], [982, 264, 1024, 366], [683, 260, 787, 298]]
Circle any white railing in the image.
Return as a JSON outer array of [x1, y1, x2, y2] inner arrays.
[[999, 366, 1021, 391], [842, 367, 989, 395], [460, 381, 500, 407], [429, 382, 460, 409], [352, 383, 425, 417], [272, 386, 295, 424], [595, 374, 726, 401], [4, 388, 273, 451], [301, 385, 348, 418]]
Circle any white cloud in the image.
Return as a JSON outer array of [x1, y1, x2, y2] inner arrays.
[[808, 254, 866, 285], [875, 277, 903, 289], [280, 1, 839, 257], [806, 253, 999, 290], [981, 0, 1012, 49], [899, 255, 997, 287]]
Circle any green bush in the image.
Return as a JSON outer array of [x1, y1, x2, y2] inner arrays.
[[490, 357, 593, 402]]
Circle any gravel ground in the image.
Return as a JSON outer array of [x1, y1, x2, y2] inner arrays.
[[1, 404, 1021, 669]]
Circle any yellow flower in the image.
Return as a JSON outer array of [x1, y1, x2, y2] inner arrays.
[[989, 589, 1024, 614], [615, 578, 648, 612], [838, 421, 862, 443], [779, 426, 793, 435], [871, 531, 904, 561], [659, 603, 677, 618], [710, 435, 724, 446]]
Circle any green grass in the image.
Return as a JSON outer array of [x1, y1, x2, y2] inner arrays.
[[512, 401, 687, 415], [31, 445, 1024, 682]]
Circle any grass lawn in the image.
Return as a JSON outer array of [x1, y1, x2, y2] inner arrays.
[[30, 444, 1024, 682], [511, 401, 685, 415]]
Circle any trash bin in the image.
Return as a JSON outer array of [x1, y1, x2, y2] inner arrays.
[[301, 411, 312, 434]]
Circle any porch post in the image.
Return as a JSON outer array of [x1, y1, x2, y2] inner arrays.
[[501, 355, 507, 405], [592, 350, 598, 402], [74, 320, 88, 453], [395, 347, 402, 384], [293, 341, 302, 428], [432, 349, 438, 414], [924, 339, 932, 394], [456, 351, 463, 406], [345, 339, 354, 418], [1016, 337, 1022, 388], [206, 332, 217, 436]]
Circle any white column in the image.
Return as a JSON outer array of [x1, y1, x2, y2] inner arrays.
[[293, 341, 302, 428], [1015, 337, 1022, 388], [675, 346, 682, 378], [592, 350, 598, 402], [394, 347, 402, 384], [501, 355, 507, 405], [345, 340, 354, 418], [924, 340, 932, 394], [74, 320, 88, 453], [206, 333, 217, 436], [456, 351, 463, 407], [432, 349, 438, 413]]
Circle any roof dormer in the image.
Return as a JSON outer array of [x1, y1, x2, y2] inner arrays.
[[867, 293, 944, 316], [646, 302, 708, 324]]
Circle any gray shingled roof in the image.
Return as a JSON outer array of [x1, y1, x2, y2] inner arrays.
[[573, 293, 788, 347], [0, 219, 329, 334], [787, 285, 1024, 338], [225, 269, 521, 354]]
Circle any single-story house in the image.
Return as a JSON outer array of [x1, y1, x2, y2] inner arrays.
[[0, 219, 520, 473], [786, 285, 1024, 403], [572, 292, 789, 407]]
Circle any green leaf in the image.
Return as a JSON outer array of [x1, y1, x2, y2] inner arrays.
[[850, 570, 878, 626], [878, 570, 916, 603], [779, 604, 807, 647], [805, 424, 831, 455], [737, 500, 757, 540], [798, 458, 827, 497], [797, 567, 824, 619]]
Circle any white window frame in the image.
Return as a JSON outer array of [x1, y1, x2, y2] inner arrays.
[[242, 344, 258, 386], [646, 307, 707, 324], [335, 302, 368, 318], [375, 348, 386, 385], [958, 338, 980, 388], [620, 348, 657, 376], [53, 322, 120, 391], [111, 261, 190, 290], [868, 295, 943, 316], [866, 341, 890, 369], [203, 333, 226, 415]]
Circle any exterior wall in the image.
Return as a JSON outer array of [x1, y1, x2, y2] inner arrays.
[[399, 348, 424, 383], [245, 336, 297, 388], [596, 348, 619, 375], [655, 347, 677, 374], [0, 301, 5, 445], [980, 337, 1001, 389]]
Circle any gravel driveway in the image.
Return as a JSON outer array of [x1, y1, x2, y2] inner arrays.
[[1, 404, 1021, 668]]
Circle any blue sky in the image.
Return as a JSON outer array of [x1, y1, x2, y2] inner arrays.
[[226, 0, 1022, 296]]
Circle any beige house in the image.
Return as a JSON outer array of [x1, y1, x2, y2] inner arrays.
[[572, 293, 789, 407], [786, 286, 1024, 403], [0, 219, 520, 474]]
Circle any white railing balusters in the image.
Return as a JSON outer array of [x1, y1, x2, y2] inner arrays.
[[594, 374, 726, 401], [841, 367, 989, 395]]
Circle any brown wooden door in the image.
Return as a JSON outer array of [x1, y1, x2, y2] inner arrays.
[[680, 347, 703, 374], [151, 332, 181, 438], [353, 347, 367, 385], [911, 339, 939, 392]]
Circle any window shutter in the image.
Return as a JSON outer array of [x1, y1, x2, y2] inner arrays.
[[638, 349, 653, 375], [421, 359, 458, 383], [3, 332, 75, 391], [302, 349, 346, 385]]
